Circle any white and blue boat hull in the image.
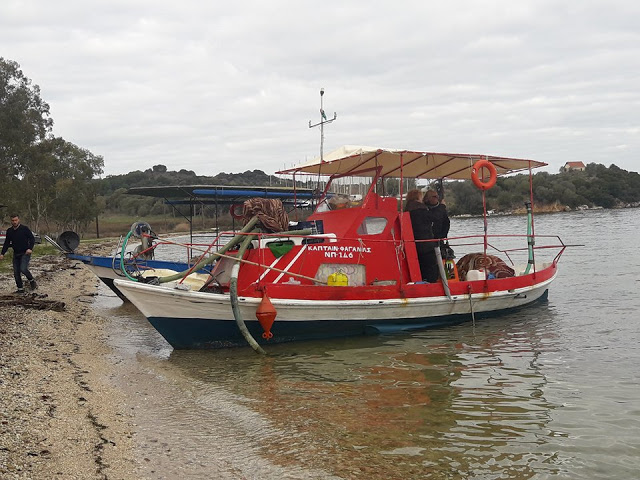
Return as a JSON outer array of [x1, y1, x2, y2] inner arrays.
[[114, 275, 554, 349]]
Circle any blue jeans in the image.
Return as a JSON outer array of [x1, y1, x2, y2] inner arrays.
[[12, 253, 34, 289]]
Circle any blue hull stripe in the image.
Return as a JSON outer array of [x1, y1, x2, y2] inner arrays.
[[67, 253, 209, 273]]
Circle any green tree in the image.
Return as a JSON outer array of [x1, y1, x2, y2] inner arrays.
[[1, 59, 103, 231], [448, 181, 483, 215], [0, 58, 53, 186], [22, 137, 104, 231]]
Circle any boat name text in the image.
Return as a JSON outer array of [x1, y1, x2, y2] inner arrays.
[[307, 244, 371, 258]]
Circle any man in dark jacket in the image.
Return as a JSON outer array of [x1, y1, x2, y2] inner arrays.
[[423, 190, 450, 241], [0, 214, 37, 293], [404, 190, 439, 282]]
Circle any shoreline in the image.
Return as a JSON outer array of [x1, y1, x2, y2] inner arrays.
[[0, 249, 140, 479]]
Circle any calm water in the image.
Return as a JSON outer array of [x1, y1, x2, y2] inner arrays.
[[95, 209, 640, 479]]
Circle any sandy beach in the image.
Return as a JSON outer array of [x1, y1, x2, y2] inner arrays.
[[0, 248, 141, 479]]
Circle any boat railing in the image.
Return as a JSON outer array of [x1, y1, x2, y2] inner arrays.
[[194, 230, 567, 264], [243, 230, 567, 274], [118, 228, 566, 284], [110, 230, 237, 276], [416, 233, 567, 272]]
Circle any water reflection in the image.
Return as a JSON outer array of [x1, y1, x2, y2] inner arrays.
[[163, 305, 562, 478], [95, 284, 172, 357]]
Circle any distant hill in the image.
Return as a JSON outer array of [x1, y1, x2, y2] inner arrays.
[[94, 162, 640, 218], [94, 164, 314, 220], [95, 164, 289, 196]]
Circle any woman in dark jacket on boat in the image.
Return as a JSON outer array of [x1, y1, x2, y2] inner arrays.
[[404, 190, 439, 282]]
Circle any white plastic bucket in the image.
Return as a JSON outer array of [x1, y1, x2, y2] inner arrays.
[[466, 269, 486, 281]]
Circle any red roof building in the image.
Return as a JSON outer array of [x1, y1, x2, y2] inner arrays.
[[561, 161, 586, 172]]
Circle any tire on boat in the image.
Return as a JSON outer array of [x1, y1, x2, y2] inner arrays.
[[230, 203, 245, 220]]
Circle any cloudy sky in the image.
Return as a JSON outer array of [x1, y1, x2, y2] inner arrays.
[[2, 1, 639, 177]]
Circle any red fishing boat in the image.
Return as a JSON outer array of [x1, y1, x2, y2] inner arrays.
[[114, 146, 566, 351]]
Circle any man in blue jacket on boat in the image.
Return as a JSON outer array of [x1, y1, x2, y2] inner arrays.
[[0, 214, 37, 294]]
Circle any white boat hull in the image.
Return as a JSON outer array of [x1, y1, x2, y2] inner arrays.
[[114, 272, 555, 349]]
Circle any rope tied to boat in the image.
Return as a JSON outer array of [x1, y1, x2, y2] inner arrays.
[[389, 229, 404, 283], [357, 237, 367, 263], [468, 284, 476, 326]]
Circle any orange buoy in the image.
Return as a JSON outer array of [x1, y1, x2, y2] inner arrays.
[[255, 293, 277, 340], [471, 159, 497, 190]]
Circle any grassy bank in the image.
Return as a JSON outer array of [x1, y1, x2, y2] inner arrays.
[[87, 214, 234, 239]]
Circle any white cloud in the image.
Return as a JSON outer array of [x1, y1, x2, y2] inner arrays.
[[1, 0, 639, 176]]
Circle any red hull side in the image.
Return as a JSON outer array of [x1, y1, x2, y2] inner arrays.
[[233, 263, 557, 302]]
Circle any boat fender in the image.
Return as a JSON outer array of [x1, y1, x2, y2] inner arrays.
[[471, 159, 497, 190], [230, 203, 245, 220], [255, 294, 277, 339]]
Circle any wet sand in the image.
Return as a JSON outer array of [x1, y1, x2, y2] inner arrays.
[[0, 249, 140, 479]]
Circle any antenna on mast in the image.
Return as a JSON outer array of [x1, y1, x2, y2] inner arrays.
[[308, 88, 337, 162]]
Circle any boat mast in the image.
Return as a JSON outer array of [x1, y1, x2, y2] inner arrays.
[[308, 88, 337, 162], [309, 88, 337, 193]]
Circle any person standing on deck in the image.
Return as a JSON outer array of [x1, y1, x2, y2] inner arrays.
[[423, 189, 450, 244], [0, 214, 37, 294], [404, 190, 439, 283]]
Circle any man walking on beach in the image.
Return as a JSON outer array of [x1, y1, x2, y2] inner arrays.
[[0, 214, 37, 294]]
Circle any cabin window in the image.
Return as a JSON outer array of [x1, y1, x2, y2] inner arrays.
[[357, 217, 387, 235], [315, 194, 360, 212], [315, 200, 330, 213]]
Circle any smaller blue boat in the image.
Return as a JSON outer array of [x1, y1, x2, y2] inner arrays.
[[66, 253, 211, 301]]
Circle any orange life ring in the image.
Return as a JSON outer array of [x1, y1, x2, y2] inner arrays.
[[471, 159, 497, 190], [230, 203, 244, 220]]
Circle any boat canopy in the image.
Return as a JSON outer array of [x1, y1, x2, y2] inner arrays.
[[277, 145, 546, 180]]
